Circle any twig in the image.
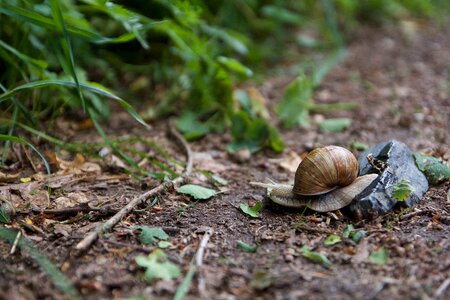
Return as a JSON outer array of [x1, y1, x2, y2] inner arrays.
[[196, 227, 213, 297], [22, 206, 119, 216], [399, 209, 435, 221], [74, 123, 193, 253], [435, 277, 450, 298], [10, 230, 21, 254], [294, 223, 335, 235]]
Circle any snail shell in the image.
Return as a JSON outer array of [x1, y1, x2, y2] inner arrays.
[[293, 146, 359, 195], [250, 146, 377, 212], [269, 174, 378, 212]]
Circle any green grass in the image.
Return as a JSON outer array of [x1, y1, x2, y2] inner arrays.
[[1, 0, 448, 170]]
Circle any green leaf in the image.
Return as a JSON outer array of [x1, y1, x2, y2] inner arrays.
[[237, 240, 258, 253], [177, 184, 216, 200], [176, 112, 210, 140], [211, 175, 228, 186], [324, 234, 341, 246], [299, 246, 332, 268], [342, 224, 366, 243], [267, 126, 285, 153], [350, 230, 367, 244], [276, 74, 313, 128], [391, 180, 414, 202], [368, 248, 389, 265], [343, 224, 355, 238], [350, 141, 369, 151], [319, 118, 352, 133], [239, 201, 263, 218], [217, 56, 253, 77], [134, 226, 169, 245], [228, 111, 282, 153], [158, 241, 173, 249], [414, 153, 450, 185], [136, 249, 181, 281]]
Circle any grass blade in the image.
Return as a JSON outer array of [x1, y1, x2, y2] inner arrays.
[[173, 263, 196, 300], [0, 80, 150, 129], [0, 3, 136, 44], [0, 39, 48, 69], [50, 0, 86, 110], [0, 134, 50, 174], [0, 227, 80, 298]]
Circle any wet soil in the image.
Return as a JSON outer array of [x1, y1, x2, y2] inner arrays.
[[1, 22, 449, 300]]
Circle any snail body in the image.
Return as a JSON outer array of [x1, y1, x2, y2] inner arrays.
[[250, 146, 377, 212]]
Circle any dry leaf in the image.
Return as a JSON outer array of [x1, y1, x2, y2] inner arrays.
[[269, 150, 302, 173], [54, 192, 89, 209]]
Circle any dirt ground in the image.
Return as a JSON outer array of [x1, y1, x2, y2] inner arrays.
[[1, 21, 449, 300]]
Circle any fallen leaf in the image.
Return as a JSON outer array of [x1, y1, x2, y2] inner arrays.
[[134, 226, 169, 245], [299, 246, 332, 268], [239, 201, 262, 218], [54, 192, 89, 209], [177, 184, 216, 200], [135, 249, 181, 282], [368, 248, 389, 265], [414, 153, 450, 185], [319, 118, 352, 133], [237, 240, 258, 253], [274, 150, 302, 173], [324, 234, 341, 246], [158, 241, 173, 249]]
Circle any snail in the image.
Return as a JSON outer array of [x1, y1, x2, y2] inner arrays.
[[250, 146, 378, 212]]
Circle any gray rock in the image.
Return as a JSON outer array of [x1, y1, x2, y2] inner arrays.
[[348, 140, 429, 218]]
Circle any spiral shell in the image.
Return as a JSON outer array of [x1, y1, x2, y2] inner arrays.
[[292, 146, 359, 196]]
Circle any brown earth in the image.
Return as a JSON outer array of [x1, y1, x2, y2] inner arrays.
[[1, 22, 449, 300]]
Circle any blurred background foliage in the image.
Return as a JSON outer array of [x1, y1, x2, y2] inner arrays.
[[1, 0, 449, 166]]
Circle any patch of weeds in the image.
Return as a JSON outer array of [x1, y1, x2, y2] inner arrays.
[[384, 207, 413, 229]]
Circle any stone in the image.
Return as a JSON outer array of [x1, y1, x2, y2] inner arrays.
[[348, 140, 429, 218]]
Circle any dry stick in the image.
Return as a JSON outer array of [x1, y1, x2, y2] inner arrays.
[[75, 124, 193, 253], [435, 277, 450, 298], [196, 228, 214, 297], [10, 230, 21, 254]]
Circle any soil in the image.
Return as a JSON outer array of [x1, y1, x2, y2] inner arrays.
[[1, 22, 449, 300]]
